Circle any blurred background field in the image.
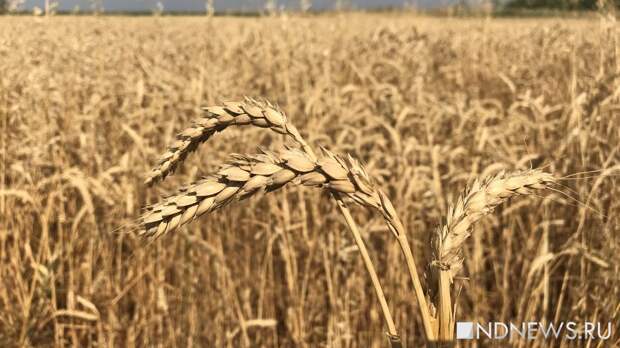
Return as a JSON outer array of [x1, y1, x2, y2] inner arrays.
[[1, 10, 619, 348]]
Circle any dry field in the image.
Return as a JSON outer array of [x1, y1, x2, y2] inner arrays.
[[1, 13, 619, 347]]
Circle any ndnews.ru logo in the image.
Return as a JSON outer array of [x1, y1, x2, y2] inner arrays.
[[456, 321, 613, 340]]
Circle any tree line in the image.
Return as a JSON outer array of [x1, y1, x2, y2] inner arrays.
[[501, 0, 619, 10]]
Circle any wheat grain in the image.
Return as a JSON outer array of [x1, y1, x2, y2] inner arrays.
[[432, 169, 556, 281], [145, 97, 307, 186]]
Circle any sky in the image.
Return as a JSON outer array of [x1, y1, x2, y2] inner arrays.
[[22, 0, 460, 12]]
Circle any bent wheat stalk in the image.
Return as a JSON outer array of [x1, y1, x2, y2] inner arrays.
[[378, 190, 436, 341], [430, 169, 555, 341], [141, 148, 404, 345], [142, 99, 405, 346]]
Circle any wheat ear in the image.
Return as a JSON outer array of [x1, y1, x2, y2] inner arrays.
[[432, 169, 556, 278], [145, 98, 307, 186], [140, 148, 382, 238], [431, 169, 555, 341]]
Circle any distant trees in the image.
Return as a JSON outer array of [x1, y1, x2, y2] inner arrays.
[[454, 0, 617, 12], [503, 0, 619, 10], [1, 0, 26, 13]]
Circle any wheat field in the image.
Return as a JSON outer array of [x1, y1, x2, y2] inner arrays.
[[1, 13, 619, 347]]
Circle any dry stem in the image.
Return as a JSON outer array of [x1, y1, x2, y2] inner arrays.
[[431, 169, 555, 341]]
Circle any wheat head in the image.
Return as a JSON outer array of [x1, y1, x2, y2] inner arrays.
[[432, 169, 556, 281], [145, 97, 307, 186], [139, 148, 385, 239]]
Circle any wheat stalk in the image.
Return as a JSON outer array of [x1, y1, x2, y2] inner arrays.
[[143, 147, 406, 346], [142, 99, 428, 346], [431, 169, 556, 341], [145, 98, 308, 186], [143, 149, 406, 346]]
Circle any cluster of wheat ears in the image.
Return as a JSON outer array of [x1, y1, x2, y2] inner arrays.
[[135, 98, 556, 346]]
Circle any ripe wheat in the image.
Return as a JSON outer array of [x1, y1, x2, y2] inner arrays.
[[145, 98, 307, 186], [4, 16, 617, 348], [432, 169, 556, 281], [429, 169, 556, 341], [141, 98, 404, 241], [140, 148, 383, 238], [140, 98, 429, 344]]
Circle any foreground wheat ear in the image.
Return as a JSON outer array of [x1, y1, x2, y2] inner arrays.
[[429, 169, 556, 341], [140, 148, 382, 238], [139, 99, 409, 347]]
